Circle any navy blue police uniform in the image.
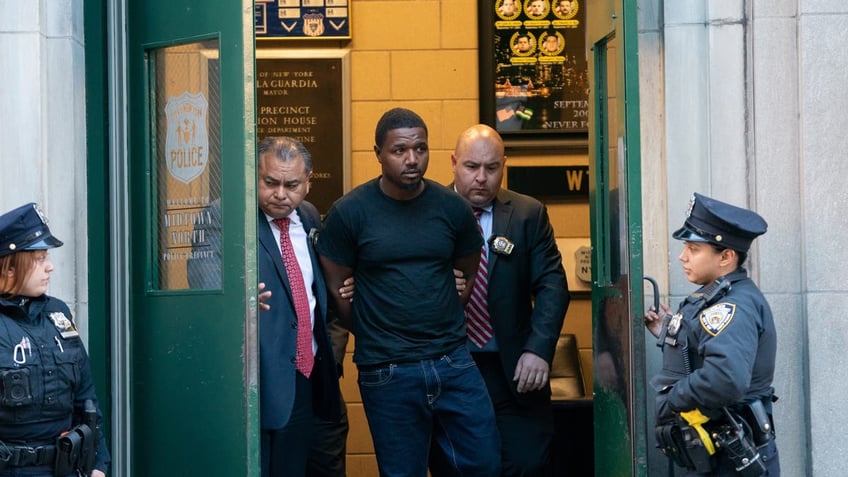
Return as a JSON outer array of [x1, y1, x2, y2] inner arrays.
[[652, 193, 780, 476], [0, 203, 110, 476]]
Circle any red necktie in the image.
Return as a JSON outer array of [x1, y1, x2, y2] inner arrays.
[[274, 217, 314, 378], [465, 208, 493, 347]]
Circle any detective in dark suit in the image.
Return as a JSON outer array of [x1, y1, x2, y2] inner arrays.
[[306, 317, 350, 477], [256, 136, 341, 477], [432, 124, 570, 477]]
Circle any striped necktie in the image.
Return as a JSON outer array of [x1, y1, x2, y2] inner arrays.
[[465, 207, 493, 347]]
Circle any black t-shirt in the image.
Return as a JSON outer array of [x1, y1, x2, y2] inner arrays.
[[317, 178, 482, 365]]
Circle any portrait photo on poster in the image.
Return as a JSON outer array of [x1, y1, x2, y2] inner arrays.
[[480, 0, 589, 144]]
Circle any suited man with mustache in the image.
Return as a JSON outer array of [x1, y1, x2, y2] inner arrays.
[[256, 136, 341, 477]]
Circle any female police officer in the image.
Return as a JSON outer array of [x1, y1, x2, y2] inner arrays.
[[0, 203, 109, 477], [644, 193, 779, 476]]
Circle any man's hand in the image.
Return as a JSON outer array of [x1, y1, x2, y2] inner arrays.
[[453, 268, 467, 296], [258, 282, 271, 311], [513, 352, 550, 393], [655, 390, 677, 423], [92, 470, 106, 477], [339, 277, 354, 302]]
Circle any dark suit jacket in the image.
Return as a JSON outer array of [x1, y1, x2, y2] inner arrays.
[[485, 188, 570, 405], [257, 203, 341, 430]]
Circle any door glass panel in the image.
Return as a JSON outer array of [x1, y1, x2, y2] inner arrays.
[[151, 40, 222, 291], [596, 33, 633, 404], [606, 36, 623, 281]]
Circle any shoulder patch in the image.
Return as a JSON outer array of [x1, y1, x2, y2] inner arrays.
[[699, 303, 736, 336]]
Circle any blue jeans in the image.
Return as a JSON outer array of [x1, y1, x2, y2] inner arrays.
[[357, 346, 501, 477]]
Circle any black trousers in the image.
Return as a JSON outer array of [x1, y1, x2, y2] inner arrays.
[[307, 393, 349, 477], [682, 436, 780, 476], [262, 372, 314, 477], [0, 466, 75, 477]]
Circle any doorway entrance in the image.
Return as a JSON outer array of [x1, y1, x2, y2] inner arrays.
[[107, 1, 647, 475]]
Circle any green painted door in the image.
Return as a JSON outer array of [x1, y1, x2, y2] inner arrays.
[[127, 1, 258, 475], [587, 1, 647, 475]]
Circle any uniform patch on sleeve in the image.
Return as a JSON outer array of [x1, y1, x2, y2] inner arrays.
[[699, 303, 736, 336]]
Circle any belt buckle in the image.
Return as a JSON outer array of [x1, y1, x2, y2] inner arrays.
[[16, 445, 48, 467], [17, 446, 38, 466]]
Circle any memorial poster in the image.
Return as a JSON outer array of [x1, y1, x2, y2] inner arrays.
[[482, 0, 589, 136]]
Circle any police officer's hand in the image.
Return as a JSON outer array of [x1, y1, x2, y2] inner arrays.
[[514, 352, 550, 393], [655, 390, 676, 423], [340, 276, 355, 301], [643, 302, 670, 338], [92, 470, 106, 477], [258, 282, 272, 311], [453, 268, 467, 295]]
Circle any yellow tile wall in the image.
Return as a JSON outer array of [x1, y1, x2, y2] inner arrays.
[[259, 1, 592, 474], [348, 0, 480, 187]]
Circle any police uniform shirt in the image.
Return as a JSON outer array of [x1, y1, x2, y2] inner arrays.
[[657, 270, 777, 416]]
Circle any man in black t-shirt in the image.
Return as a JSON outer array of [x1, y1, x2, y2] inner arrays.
[[317, 108, 501, 476]]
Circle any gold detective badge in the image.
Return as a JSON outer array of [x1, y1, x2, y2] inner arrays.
[[490, 236, 515, 255]]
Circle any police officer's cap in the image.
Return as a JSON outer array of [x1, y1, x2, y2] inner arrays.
[[672, 193, 767, 253], [0, 203, 64, 258]]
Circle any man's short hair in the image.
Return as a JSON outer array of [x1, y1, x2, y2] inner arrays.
[[258, 136, 313, 173], [374, 108, 428, 148]]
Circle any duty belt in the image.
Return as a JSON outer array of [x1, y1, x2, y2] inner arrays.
[[0, 442, 57, 467]]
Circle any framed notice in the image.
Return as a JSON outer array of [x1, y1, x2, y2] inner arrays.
[[255, 0, 351, 40], [478, 0, 589, 145], [255, 49, 351, 216]]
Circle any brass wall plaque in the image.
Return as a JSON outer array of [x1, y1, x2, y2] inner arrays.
[[256, 50, 350, 216]]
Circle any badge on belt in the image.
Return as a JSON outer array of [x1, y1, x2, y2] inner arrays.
[[49, 311, 79, 338], [488, 235, 515, 256]]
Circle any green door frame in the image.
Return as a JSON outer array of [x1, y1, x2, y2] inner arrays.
[[84, 0, 259, 474], [587, 0, 647, 475], [83, 0, 113, 462]]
